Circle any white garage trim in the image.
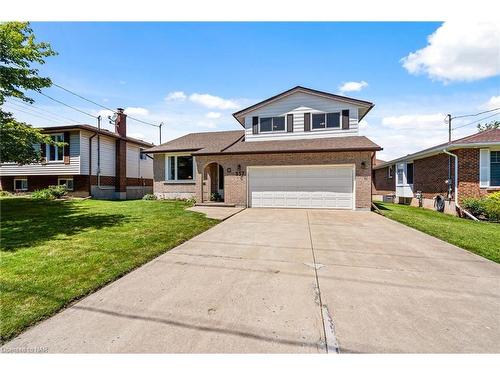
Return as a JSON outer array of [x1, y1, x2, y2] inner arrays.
[[247, 164, 356, 209]]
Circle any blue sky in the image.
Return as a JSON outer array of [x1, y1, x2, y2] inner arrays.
[[4, 22, 500, 160]]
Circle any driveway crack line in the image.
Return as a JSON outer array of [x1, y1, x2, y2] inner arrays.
[[306, 211, 340, 354]]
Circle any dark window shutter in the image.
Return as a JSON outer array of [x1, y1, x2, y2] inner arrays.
[[304, 113, 311, 132], [342, 110, 350, 130], [64, 132, 70, 164], [40, 142, 46, 159], [252, 116, 259, 134], [287, 114, 294, 133]]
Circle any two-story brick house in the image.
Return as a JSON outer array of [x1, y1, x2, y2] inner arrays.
[[0, 109, 154, 199], [372, 129, 500, 213], [146, 86, 382, 210]]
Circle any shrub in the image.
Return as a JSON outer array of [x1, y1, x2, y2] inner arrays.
[[462, 192, 500, 222], [462, 197, 486, 218], [31, 185, 67, 200], [31, 189, 55, 200], [185, 197, 196, 207], [0, 190, 12, 197], [142, 194, 157, 200], [210, 192, 222, 202], [483, 192, 500, 222]]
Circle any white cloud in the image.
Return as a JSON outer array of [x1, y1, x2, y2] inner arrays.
[[165, 91, 187, 101], [358, 119, 369, 129], [125, 107, 149, 116], [382, 113, 446, 130], [206, 111, 221, 119], [189, 93, 240, 110], [401, 22, 500, 82], [338, 81, 368, 93], [483, 96, 500, 110]]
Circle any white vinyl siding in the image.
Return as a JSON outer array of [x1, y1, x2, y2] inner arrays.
[[79, 131, 115, 176], [479, 149, 490, 188], [248, 165, 354, 209], [244, 91, 359, 142], [0, 131, 80, 176], [126, 144, 153, 179]]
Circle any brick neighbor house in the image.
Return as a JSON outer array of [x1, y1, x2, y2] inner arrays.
[[0, 109, 154, 199], [146, 86, 382, 210], [372, 129, 500, 214]]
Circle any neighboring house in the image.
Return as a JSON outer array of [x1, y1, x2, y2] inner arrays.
[[0, 109, 154, 199], [146, 86, 382, 210], [372, 129, 500, 213]]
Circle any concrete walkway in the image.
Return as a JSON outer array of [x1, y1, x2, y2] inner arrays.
[[3, 209, 500, 353]]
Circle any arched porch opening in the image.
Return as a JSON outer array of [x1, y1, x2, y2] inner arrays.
[[202, 162, 225, 203]]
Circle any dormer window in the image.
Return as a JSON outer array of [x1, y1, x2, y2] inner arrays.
[[312, 113, 340, 130], [260, 117, 285, 132]]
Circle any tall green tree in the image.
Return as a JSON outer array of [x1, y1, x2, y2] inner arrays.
[[0, 22, 60, 164], [477, 120, 500, 132]]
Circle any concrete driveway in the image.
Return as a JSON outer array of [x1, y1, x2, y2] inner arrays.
[[3, 209, 500, 353]]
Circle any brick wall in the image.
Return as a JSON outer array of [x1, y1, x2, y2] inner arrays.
[[413, 153, 453, 199], [195, 151, 374, 209], [372, 166, 395, 195], [152, 154, 196, 198]]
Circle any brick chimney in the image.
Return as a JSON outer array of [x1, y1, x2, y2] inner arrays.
[[115, 108, 127, 138], [114, 107, 127, 198]]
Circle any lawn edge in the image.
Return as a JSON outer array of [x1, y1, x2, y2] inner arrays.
[[0, 207, 221, 344], [372, 202, 499, 264]]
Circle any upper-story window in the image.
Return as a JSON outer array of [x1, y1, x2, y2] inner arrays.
[[312, 113, 340, 130], [46, 134, 64, 162], [260, 117, 285, 132], [140, 148, 147, 160]]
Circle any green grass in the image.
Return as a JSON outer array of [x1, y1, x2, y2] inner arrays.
[[0, 198, 218, 343], [374, 201, 500, 263]]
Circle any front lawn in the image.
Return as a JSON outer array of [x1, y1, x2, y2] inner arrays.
[[374, 201, 500, 263], [0, 198, 218, 343]]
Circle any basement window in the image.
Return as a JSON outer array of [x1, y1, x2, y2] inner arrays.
[[14, 178, 28, 191], [58, 178, 74, 191]]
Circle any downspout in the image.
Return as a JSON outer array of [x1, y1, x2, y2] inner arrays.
[[442, 149, 479, 221], [95, 115, 114, 190], [89, 132, 97, 196]]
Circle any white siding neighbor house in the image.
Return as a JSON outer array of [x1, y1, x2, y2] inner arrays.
[[0, 109, 154, 199]]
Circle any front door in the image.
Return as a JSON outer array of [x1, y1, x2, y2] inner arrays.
[[218, 164, 224, 199]]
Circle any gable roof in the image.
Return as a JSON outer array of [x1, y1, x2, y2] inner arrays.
[[41, 124, 154, 147], [232, 86, 374, 126], [145, 130, 381, 155], [374, 128, 500, 169]]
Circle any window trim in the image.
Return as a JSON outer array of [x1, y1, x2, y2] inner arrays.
[[311, 112, 341, 131], [490, 150, 500, 188], [57, 177, 74, 191], [14, 178, 28, 191], [259, 116, 286, 133], [46, 133, 65, 163], [165, 154, 195, 183], [388, 165, 394, 179]]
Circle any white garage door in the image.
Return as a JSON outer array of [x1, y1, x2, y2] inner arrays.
[[248, 165, 354, 209]]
